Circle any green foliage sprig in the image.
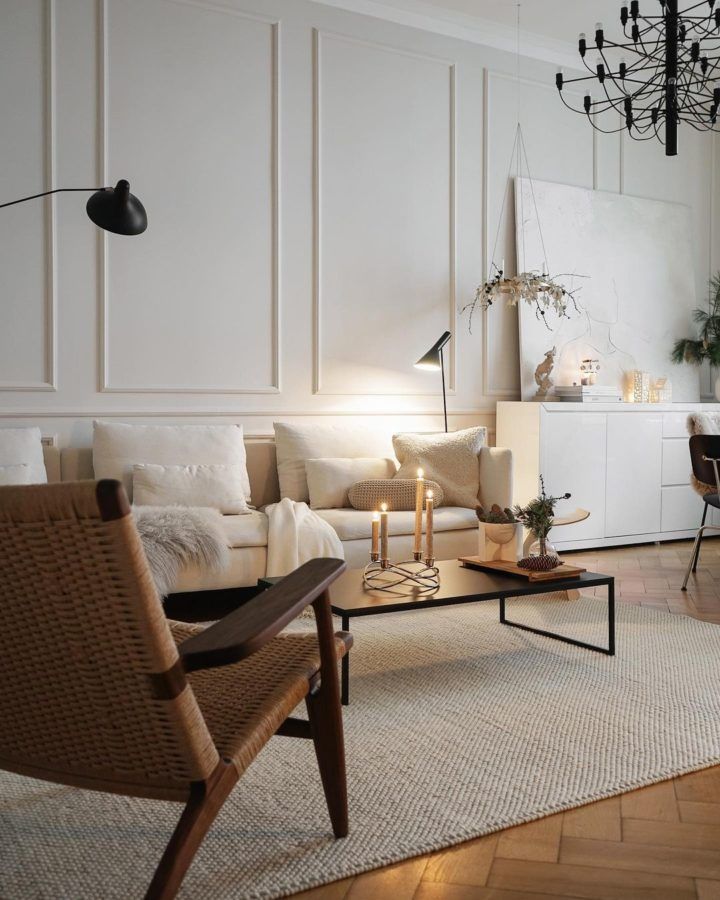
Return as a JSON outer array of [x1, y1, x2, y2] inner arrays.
[[511, 476, 570, 541], [672, 273, 720, 367]]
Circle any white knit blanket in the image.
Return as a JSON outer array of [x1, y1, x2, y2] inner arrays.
[[264, 498, 344, 577]]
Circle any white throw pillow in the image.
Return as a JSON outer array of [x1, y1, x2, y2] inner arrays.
[[273, 423, 395, 502], [393, 427, 487, 508], [93, 422, 250, 503], [0, 463, 32, 486], [305, 457, 397, 509], [0, 427, 46, 484], [132, 463, 250, 514]]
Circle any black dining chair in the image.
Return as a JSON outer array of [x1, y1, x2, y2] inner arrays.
[[682, 434, 720, 590]]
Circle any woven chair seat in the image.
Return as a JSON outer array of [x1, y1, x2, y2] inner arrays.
[[170, 622, 349, 777]]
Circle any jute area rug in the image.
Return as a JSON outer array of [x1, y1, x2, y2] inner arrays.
[[2, 595, 720, 899]]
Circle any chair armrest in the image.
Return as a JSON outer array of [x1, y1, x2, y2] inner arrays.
[[178, 557, 346, 673]]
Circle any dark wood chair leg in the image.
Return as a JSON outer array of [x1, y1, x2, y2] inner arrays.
[[306, 590, 349, 838], [145, 760, 239, 900]]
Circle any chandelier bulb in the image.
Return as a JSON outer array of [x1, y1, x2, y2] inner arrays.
[[619, 57, 628, 78], [715, 7, 720, 27], [691, 41, 700, 61], [632, 22, 640, 41], [579, 32, 587, 56], [630, 0, 639, 19], [679, 22, 687, 41], [595, 22, 604, 49], [621, 5, 629, 25], [584, 92, 592, 114], [556, 68, 564, 90]]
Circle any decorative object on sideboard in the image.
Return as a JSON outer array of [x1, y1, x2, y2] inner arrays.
[[555, 384, 623, 403], [475, 504, 523, 562], [512, 477, 571, 570], [628, 369, 652, 403], [580, 358, 600, 385], [556, 0, 720, 157], [650, 377, 673, 403], [533, 346, 556, 400], [672, 272, 720, 400], [0, 179, 147, 235], [414, 332, 452, 432], [364, 492, 439, 592]]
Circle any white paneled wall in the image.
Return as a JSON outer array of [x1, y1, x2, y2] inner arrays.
[[0, 0, 717, 447]]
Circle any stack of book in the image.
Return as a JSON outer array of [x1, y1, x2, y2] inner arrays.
[[554, 385, 623, 403]]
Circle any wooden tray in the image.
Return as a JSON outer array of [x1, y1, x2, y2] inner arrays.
[[458, 556, 586, 582]]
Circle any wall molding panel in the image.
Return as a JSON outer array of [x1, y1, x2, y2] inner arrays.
[[0, 0, 57, 392], [98, 0, 281, 394], [312, 27, 457, 396]]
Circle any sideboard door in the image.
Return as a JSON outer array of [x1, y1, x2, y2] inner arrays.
[[606, 413, 663, 537], [542, 411, 607, 543]]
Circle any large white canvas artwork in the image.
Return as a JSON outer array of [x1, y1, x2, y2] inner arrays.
[[515, 178, 699, 402]]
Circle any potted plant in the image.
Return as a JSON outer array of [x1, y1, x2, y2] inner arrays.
[[512, 477, 571, 571], [672, 273, 720, 400]]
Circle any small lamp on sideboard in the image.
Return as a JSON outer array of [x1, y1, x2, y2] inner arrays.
[[414, 330, 451, 433]]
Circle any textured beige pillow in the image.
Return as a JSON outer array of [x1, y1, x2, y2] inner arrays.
[[0, 463, 32, 486], [305, 457, 397, 509], [348, 478, 444, 511], [393, 427, 487, 508]]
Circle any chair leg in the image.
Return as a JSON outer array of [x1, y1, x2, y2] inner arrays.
[[145, 760, 238, 900], [306, 588, 349, 839], [306, 683, 348, 838], [692, 503, 709, 573]]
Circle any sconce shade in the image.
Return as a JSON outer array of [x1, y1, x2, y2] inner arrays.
[[414, 331, 452, 370], [86, 179, 147, 235]]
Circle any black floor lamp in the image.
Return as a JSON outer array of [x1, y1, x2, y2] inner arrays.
[[414, 330, 451, 433], [0, 179, 147, 235]]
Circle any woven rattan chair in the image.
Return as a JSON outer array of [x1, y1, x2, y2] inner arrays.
[[0, 479, 351, 899]]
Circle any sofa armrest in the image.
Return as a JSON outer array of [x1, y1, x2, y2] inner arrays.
[[479, 446, 513, 510]]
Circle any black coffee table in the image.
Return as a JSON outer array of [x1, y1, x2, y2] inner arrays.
[[327, 560, 615, 705]]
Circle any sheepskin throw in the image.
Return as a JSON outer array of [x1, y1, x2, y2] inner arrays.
[[133, 506, 229, 597], [393, 427, 487, 508], [687, 412, 720, 436]]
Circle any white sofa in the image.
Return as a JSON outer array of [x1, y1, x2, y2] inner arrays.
[[44, 439, 513, 593]]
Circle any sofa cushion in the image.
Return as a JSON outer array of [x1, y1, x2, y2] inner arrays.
[[219, 510, 269, 548], [0, 427, 47, 484], [133, 463, 250, 515], [316, 507, 477, 542], [348, 477, 444, 510], [393, 427, 486, 508], [0, 464, 32, 486], [274, 423, 394, 502], [93, 421, 250, 503], [305, 457, 397, 509]]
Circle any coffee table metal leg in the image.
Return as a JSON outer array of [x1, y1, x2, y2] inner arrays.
[[341, 614, 350, 706], [500, 578, 615, 655]]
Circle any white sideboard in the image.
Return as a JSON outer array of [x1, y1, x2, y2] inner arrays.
[[496, 401, 716, 551]]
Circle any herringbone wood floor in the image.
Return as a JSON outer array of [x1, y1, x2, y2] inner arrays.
[[294, 538, 720, 900]]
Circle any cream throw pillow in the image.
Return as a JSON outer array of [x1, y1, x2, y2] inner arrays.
[[273, 423, 395, 502], [0, 463, 32, 485], [393, 427, 487, 509], [132, 464, 250, 514], [93, 421, 250, 503], [0, 427, 47, 484], [305, 457, 397, 509]]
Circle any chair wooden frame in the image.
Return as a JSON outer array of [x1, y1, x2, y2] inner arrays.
[[682, 435, 720, 591], [0, 480, 351, 900]]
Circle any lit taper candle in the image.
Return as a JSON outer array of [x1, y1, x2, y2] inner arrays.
[[425, 490, 434, 564], [371, 510, 380, 560], [380, 502, 389, 566], [413, 468, 424, 559]]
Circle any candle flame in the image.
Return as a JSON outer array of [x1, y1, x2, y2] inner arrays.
[[426, 490, 434, 499], [372, 511, 380, 521], [417, 468, 424, 479], [380, 502, 388, 512]]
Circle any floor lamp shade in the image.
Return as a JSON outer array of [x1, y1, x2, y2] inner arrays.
[[86, 180, 147, 235], [414, 331, 451, 432]]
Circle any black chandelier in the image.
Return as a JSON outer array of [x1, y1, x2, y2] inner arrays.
[[556, 0, 720, 156]]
